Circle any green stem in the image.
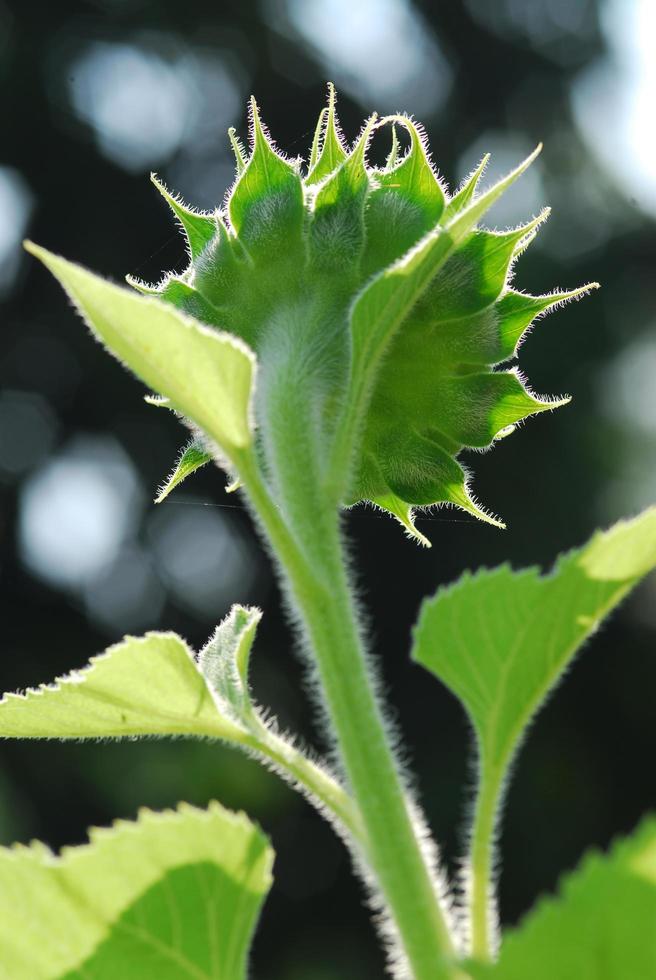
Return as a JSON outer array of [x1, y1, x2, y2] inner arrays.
[[468, 763, 500, 962], [242, 724, 365, 843], [239, 454, 459, 980]]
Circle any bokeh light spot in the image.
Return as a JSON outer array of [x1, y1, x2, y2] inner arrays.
[[0, 390, 58, 481], [0, 167, 34, 296], [572, 0, 656, 216], [266, 0, 452, 118], [67, 40, 242, 175], [18, 436, 143, 588], [83, 545, 165, 635], [148, 502, 255, 620]]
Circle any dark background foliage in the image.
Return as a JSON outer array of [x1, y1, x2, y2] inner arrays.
[[1, 1, 655, 976]]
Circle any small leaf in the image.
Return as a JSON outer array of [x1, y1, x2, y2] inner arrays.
[[155, 439, 213, 503], [469, 819, 656, 979], [25, 243, 256, 461], [0, 801, 273, 980], [150, 174, 217, 259], [199, 605, 262, 722], [368, 490, 432, 548], [427, 369, 569, 449], [0, 603, 272, 743], [358, 428, 503, 542], [427, 284, 598, 368], [306, 82, 347, 185], [0, 632, 244, 741]]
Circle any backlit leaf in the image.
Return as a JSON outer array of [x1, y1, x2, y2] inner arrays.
[[0, 801, 272, 980], [470, 819, 656, 979], [412, 507, 656, 949], [25, 243, 255, 462]]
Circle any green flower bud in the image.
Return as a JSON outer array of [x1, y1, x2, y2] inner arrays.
[[133, 85, 598, 544]]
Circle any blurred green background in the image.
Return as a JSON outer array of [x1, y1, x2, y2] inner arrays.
[[1, 0, 656, 976]]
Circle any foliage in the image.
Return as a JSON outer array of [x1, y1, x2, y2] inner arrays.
[[413, 507, 656, 958], [0, 801, 272, 980], [468, 818, 656, 980], [3, 86, 652, 978]]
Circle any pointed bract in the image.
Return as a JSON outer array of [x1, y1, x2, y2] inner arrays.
[[150, 174, 216, 259], [444, 153, 490, 219], [307, 82, 348, 184], [309, 114, 377, 272], [362, 115, 446, 276], [228, 126, 248, 175], [155, 438, 212, 503], [228, 98, 304, 259]]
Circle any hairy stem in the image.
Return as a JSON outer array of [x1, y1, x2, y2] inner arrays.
[[238, 453, 459, 980], [242, 724, 365, 843], [468, 763, 501, 962]]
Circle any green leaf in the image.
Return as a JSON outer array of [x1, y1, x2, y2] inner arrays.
[[0, 632, 245, 741], [150, 174, 217, 259], [155, 439, 213, 503], [24, 243, 255, 461], [418, 214, 550, 322], [413, 506, 656, 788], [0, 801, 273, 980], [412, 507, 656, 955], [470, 818, 656, 979], [346, 150, 553, 539], [0, 615, 361, 851], [199, 605, 262, 723], [429, 285, 597, 368]]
